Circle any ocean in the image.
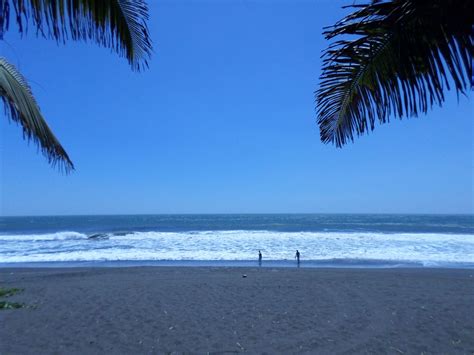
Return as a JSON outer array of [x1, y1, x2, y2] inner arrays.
[[0, 214, 473, 268]]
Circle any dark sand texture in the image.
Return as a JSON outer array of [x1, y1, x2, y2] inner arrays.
[[1, 267, 473, 354]]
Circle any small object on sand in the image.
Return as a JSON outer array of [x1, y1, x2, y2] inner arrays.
[[242, 274, 247, 278]]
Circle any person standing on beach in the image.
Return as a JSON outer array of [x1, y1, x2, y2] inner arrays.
[[258, 250, 262, 266], [295, 250, 300, 266]]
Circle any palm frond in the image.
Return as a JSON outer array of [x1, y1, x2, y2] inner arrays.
[[316, 0, 473, 147], [0, 57, 74, 172], [0, 0, 152, 71]]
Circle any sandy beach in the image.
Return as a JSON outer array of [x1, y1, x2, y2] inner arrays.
[[1, 267, 473, 354]]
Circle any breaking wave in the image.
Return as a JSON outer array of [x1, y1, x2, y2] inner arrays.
[[0, 230, 473, 266]]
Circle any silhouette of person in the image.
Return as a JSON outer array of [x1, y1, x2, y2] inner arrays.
[[258, 250, 262, 266], [295, 250, 300, 266]]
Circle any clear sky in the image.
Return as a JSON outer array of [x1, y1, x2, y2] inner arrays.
[[0, 0, 473, 216]]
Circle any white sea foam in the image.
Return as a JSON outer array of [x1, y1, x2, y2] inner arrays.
[[0, 231, 87, 241], [0, 230, 473, 264]]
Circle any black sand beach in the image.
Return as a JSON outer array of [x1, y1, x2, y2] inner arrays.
[[1, 267, 473, 354]]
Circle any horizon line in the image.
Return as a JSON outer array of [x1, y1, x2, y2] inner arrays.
[[1, 212, 473, 218]]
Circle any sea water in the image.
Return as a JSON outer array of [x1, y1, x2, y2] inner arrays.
[[0, 214, 473, 268]]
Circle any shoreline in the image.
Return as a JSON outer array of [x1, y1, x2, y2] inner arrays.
[[1, 267, 473, 353], [1, 258, 474, 269]]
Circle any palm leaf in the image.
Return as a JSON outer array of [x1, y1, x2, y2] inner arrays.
[[0, 57, 74, 172], [316, 0, 473, 147], [0, 0, 152, 71]]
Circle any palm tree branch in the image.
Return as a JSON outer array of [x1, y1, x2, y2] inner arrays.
[[0, 57, 74, 172], [0, 0, 152, 71], [316, 0, 473, 147]]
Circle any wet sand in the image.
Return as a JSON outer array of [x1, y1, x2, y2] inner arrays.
[[1, 267, 473, 354]]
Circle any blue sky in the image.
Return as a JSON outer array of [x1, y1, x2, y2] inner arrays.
[[0, 0, 472, 216]]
